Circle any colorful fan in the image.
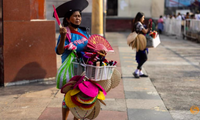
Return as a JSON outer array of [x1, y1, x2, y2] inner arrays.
[[87, 35, 114, 52], [148, 19, 152, 29]]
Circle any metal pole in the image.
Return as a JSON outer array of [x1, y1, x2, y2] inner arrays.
[[103, 0, 107, 38], [92, 0, 103, 36]]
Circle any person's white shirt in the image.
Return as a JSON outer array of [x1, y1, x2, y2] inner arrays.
[[195, 14, 200, 20], [176, 15, 182, 20]]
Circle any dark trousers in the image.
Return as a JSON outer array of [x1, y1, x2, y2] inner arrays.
[[137, 52, 148, 70], [158, 29, 162, 34]]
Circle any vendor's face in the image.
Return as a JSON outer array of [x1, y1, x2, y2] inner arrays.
[[140, 16, 145, 23], [67, 11, 82, 25]]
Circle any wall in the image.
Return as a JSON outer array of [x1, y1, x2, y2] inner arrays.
[[2, 0, 56, 85], [0, 0, 2, 86], [151, 0, 165, 18], [106, 0, 164, 31], [106, 17, 133, 32], [117, 0, 164, 18]]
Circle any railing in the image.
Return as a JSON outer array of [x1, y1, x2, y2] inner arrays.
[[163, 19, 182, 37], [163, 19, 200, 42]]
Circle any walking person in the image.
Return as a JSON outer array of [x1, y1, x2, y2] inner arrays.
[[132, 12, 151, 78], [157, 15, 164, 34], [54, 0, 89, 120]]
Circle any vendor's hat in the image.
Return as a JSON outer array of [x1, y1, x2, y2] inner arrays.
[[70, 104, 93, 119], [53, 0, 89, 18], [65, 90, 77, 108], [86, 100, 101, 119], [78, 81, 99, 97], [76, 94, 97, 104], [61, 80, 77, 93]]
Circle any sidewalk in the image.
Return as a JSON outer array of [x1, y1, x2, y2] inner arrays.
[[0, 32, 173, 120]]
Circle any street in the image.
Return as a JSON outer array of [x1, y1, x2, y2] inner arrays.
[[144, 35, 200, 119], [0, 32, 200, 120]]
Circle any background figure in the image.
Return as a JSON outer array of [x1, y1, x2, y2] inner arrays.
[[195, 10, 200, 19], [185, 12, 190, 19], [176, 12, 182, 20], [157, 15, 164, 34], [191, 14, 196, 19]]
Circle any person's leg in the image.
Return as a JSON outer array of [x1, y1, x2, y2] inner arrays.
[[73, 117, 80, 120], [138, 52, 148, 77], [62, 95, 80, 120], [133, 52, 140, 78], [133, 67, 140, 78], [158, 29, 162, 34], [62, 95, 70, 120], [62, 107, 70, 120]]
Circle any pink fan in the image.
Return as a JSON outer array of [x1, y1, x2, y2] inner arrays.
[[87, 35, 114, 52], [53, 5, 62, 28]]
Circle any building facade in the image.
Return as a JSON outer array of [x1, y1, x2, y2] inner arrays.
[[45, 0, 165, 32]]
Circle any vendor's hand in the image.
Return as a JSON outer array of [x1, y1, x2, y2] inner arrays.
[[97, 50, 107, 56], [59, 27, 67, 37], [64, 42, 77, 50]]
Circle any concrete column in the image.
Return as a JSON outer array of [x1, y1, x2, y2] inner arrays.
[[151, 0, 165, 18], [92, 0, 103, 36], [2, 0, 56, 86]]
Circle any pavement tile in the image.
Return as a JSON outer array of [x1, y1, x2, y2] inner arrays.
[[1, 106, 45, 120], [128, 108, 173, 120], [55, 90, 65, 98], [38, 107, 67, 120], [0, 95, 18, 107], [125, 91, 160, 100], [106, 80, 125, 99], [47, 97, 63, 107], [21, 89, 57, 98], [126, 99, 167, 111], [170, 110, 200, 120], [101, 99, 126, 112], [123, 78, 156, 92], [38, 107, 127, 120], [9, 97, 51, 108], [95, 110, 127, 120]]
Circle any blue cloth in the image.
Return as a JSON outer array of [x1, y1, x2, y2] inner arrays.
[[158, 22, 164, 31], [55, 28, 89, 63]]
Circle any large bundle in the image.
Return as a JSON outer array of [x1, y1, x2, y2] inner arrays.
[[61, 70, 121, 119], [61, 74, 106, 119], [127, 32, 147, 52]]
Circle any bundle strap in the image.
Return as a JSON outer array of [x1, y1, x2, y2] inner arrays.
[[71, 30, 88, 39]]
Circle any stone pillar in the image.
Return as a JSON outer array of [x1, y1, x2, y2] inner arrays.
[[30, 0, 45, 19], [0, 0, 3, 86], [151, 0, 165, 18], [92, 0, 103, 36], [1, 0, 56, 86]]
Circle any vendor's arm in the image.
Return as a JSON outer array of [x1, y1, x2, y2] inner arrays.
[[57, 27, 67, 54]]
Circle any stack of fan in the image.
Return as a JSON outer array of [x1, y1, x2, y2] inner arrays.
[[61, 75, 107, 119]]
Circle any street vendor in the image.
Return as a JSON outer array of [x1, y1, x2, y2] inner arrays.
[[54, 0, 89, 120]]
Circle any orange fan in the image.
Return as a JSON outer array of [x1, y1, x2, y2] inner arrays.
[[87, 35, 114, 52]]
